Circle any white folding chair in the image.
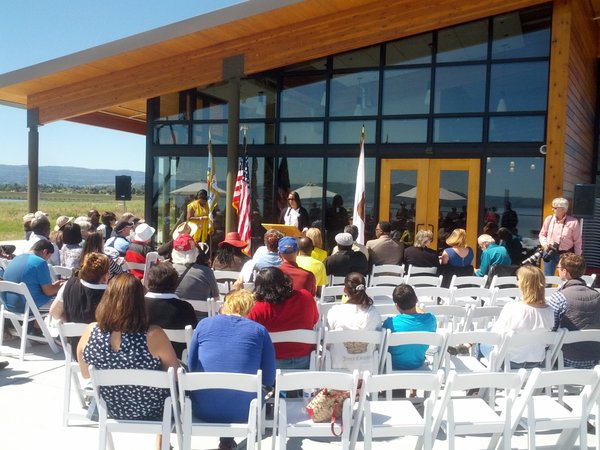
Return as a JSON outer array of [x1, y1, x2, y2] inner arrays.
[[367, 275, 404, 287], [582, 274, 597, 287], [322, 328, 387, 374], [502, 329, 565, 374], [463, 305, 503, 331], [50, 265, 73, 280], [413, 286, 453, 306], [433, 369, 527, 450], [449, 274, 488, 289], [406, 265, 438, 277], [553, 329, 600, 370], [175, 368, 263, 450], [423, 304, 470, 332], [365, 286, 394, 303], [493, 287, 521, 306], [404, 275, 443, 288], [320, 285, 345, 303], [452, 286, 497, 307], [182, 298, 213, 317], [369, 265, 404, 287], [443, 330, 509, 376], [0, 280, 60, 360], [351, 370, 444, 450], [163, 325, 194, 363], [89, 365, 178, 450], [273, 369, 359, 450], [509, 367, 600, 450], [328, 275, 346, 286], [372, 302, 398, 319], [57, 321, 94, 426], [217, 281, 230, 296], [489, 275, 518, 290], [213, 270, 241, 284], [269, 329, 322, 371]]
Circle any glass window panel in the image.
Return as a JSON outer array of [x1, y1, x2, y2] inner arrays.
[[330, 71, 379, 117], [484, 156, 544, 245], [383, 68, 431, 115], [192, 124, 228, 145], [492, 5, 552, 59], [489, 62, 548, 112], [381, 119, 428, 143], [239, 123, 275, 145], [437, 20, 488, 62], [434, 117, 482, 142], [329, 121, 376, 144], [193, 84, 228, 120], [333, 46, 381, 69], [281, 75, 326, 118], [434, 65, 486, 113], [386, 33, 433, 66], [280, 122, 324, 144], [437, 170, 469, 248], [153, 124, 189, 145], [489, 116, 545, 142], [240, 78, 277, 120], [326, 157, 377, 246], [157, 92, 190, 121]]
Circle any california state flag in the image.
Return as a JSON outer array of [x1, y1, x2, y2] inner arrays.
[[353, 127, 366, 244]]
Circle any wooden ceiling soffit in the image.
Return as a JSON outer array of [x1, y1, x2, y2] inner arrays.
[[67, 111, 146, 135], [31, 0, 546, 124]]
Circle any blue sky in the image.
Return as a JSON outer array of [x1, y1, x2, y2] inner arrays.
[[0, 0, 242, 172]]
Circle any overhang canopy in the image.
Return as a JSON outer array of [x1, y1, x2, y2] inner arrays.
[[1, 0, 586, 134]]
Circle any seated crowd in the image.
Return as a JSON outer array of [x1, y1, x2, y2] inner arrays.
[[2, 208, 599, 450]]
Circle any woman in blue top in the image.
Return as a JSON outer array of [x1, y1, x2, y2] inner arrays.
[[440, 228, 474, 268], [188, 289, 276, 450], [382, 284, 437, 370]]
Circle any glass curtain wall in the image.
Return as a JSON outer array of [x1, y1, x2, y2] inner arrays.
[[149, 4, 552, 246]]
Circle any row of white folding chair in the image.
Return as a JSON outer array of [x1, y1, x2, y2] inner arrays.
[[351, 366, 600, 450], [58, 322, 195, 428], [369, 264, 404, 286], [87, 364, 263, 450], [49, 264, 73, 281], [0, 280, 60, 361]]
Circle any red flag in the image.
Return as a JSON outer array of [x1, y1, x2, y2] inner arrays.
[[232, 134, 251, 254]]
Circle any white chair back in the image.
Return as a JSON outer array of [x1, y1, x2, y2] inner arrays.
[[489, 275, 518, 290], [407, 265, 438, 277], [163, 325, 194, 362], [452, 286, 496, 306], [449, 275, 488, 289], [404, 275, 443, 288], [321, 328, 386, 374], [413, 286, 453, 305], [269, 328, 322, 371], [423, 304, 470, 332]]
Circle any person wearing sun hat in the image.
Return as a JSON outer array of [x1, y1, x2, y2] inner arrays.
[[125, 223, 156, 279], [171, 233, 220, 313], [213, 231, 250, 271]]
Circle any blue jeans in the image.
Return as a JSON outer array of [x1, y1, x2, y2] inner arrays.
[[475, 343, 542, 369], [276, 355, 311, 370], [543, 250, 560, 276]]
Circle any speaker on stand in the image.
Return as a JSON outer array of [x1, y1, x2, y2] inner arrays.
[[115, 176, 132, 214]]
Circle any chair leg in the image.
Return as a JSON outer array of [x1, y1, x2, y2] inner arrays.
[[19, 317, 30, 361], [63, 365, 72, 426], [580, 420, 588, 450], [0, 306, 5, 348]]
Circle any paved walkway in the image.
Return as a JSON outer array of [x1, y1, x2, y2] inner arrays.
[[0, 338, 595, 450]]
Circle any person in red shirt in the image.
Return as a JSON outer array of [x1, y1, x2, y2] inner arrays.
[[125, 223, 155, 279], [277, 236, 317, 297], [248, 267, 319, 369]]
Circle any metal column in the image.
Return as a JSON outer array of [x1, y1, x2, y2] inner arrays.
[[27, 108, 40, 213]]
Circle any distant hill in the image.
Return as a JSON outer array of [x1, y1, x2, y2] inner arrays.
[[0, 165, 145, 187]]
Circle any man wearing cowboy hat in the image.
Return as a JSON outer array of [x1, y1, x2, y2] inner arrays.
[[213, 231, 250, 271]]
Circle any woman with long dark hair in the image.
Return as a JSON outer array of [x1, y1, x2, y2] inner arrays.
[[81, 231, 124, 280], [326, 272, 382, 372], [280, 191, 310, 232]]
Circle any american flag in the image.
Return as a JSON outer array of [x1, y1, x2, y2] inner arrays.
[[232, 132, 251, 254]]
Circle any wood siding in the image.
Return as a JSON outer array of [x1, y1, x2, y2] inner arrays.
[[544, 0, 598, 217]]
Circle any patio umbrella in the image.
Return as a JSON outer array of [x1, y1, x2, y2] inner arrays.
[[294, 183, 337, 199], [171, 181, 226, 195], [396, 186, 465, 201]]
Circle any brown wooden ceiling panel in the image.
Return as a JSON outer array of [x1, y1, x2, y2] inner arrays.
[[0, 0, 573, 128]]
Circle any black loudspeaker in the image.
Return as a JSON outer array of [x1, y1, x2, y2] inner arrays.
[[115, 176, 132, 201], [572, 184, 596, 219]]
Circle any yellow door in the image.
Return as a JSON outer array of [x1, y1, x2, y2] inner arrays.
[[380, 159, 480, 252]]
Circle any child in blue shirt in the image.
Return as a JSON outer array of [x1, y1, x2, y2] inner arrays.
[[383, 284, 437, 370]]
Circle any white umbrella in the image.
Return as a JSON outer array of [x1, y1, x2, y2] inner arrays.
[[396, 186, 465, 201], [171, 181, 226, 195], [294, 183, 337, 199]]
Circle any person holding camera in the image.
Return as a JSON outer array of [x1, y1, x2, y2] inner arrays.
[[538, 197, 582, 276]]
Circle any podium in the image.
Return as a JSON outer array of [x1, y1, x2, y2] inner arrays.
[[261, 223, 304, 237]]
